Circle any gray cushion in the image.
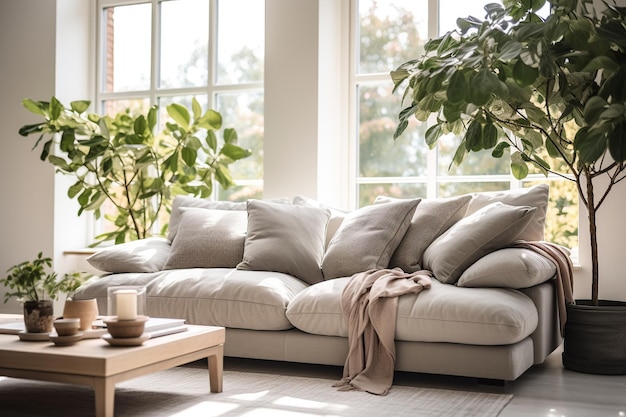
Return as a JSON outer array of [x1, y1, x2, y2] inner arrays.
[[375, 194, 471, 272], [237, 200, 330, 285], [321, 198, 421, 279], [163, 207, 247, 269], [86, 237, 171, 273], [457, 248, 557, 289], [423, 202, 537, 284], [466, 184, 549, 241]]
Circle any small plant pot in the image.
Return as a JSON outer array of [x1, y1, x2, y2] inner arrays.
[[104, 315, 149, 338], [63, 298, 99, 331], [23, 300, 54, 333]]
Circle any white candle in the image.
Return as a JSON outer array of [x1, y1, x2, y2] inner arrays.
[[115, 289, 137, 320]]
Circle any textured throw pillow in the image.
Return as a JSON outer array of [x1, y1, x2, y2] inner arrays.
[[167, 195, 290, 241], [163, 207, 247, 269], [86, 237, 171, 273], [457, 247, 557, 289], [236, 199, 331, 285], [321, 198, 421, 279], [466, 184, 549, 241], [292, 195, 348, 248], [423, 202, 537, 284], [375, 194, 471, 272]]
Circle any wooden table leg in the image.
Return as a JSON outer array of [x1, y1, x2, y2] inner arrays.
[[93, 377, 116, 417], [207, 344, 224, 393]]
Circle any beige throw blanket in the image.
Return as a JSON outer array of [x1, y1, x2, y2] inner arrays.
[[334, 268, 432, 395], [510, 240, 575, 336]]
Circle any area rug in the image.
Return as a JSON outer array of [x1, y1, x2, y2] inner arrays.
[[0, 365, 512, 417]]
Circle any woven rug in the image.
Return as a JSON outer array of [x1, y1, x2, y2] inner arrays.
[[0, 364, 512, 417]]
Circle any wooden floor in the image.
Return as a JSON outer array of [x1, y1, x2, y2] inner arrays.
[[224, 344, 626, 416]]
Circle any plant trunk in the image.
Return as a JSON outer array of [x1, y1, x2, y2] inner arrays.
[[585, 170, 599, 306]]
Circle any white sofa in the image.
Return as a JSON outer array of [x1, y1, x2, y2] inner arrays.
[[75, 185, 563, 382]]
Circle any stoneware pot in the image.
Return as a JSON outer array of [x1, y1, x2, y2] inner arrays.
[[63, 298, 99, 331], [562, 300, 626, 374], [23, 300, 54, 333]]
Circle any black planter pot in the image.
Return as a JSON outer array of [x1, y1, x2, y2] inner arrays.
[[23, 300, 54, 333], [562, 300, 626, 375]]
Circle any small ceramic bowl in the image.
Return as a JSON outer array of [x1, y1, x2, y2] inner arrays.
[[104, 315, 149, 338], [54, 318, 81, 336]]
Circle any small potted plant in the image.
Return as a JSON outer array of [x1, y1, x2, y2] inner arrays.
[[0, 253, 62, 333]]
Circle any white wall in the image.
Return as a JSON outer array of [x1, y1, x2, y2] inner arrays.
[[0, 0, 57, 313], [0, 0, 91, 314]]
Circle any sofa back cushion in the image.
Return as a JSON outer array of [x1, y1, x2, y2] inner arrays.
[[374, 194, 471, 272], [163, 207, 247, 269], [321, 198, 421, 279], [466, 184, 549, 241], [86, 237, 171, 273], [423, 202, 536, 284], [237, 200, 331, 285], [456, 247, 557, 289]]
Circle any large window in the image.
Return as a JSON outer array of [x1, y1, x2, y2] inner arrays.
[[351, 0, 578, 250], [95, 0, 264, 236]]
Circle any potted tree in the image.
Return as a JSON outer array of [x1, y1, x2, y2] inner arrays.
[[1, 253, 65, 334], [18, 97, 251, 246], [391, 0, 626, 374]]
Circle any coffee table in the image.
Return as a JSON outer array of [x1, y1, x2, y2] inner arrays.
[[0, 318, 225, 417]]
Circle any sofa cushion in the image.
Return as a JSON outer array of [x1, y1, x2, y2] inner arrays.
[[466, 184, 549, 241], [237, 200, 331, 285], [163, 208, 247, 269], [292, 195, 347, 248], [149, 269, 307, 330], [86, 237, 171, 273], [457, 248, 557, 289], [423, 202, 536, 284], [286, 277, 538, 345], [375, 194, 471, 272], [168, 195, 289, 241], [321, 198, 421, 279]]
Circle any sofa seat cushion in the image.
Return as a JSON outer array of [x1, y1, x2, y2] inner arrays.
[[286, 277, 538, 345], [145, 268, 307, 330]]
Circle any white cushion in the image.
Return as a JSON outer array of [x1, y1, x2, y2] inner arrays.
[[457, 248, 556, 289], [146, 268, 308, 330], [86, 237, 171, 273], [292, 195, 347, 248], [164, 208, 247, 269], [286, 278, 538, 345], [423, 202, 536, 284]]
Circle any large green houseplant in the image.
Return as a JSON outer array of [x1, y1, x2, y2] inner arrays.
[[391, 0, 626, 373], [19, 97, 251, 246]]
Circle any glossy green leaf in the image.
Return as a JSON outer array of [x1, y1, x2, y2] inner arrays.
[[167, 103, 191, 129], [206, 130, 218, 152], [575, 127, 607, 163], [608, 121, 626, 162], [221, 143, 251, 160], [425, 124, 444, 149], [181, 146, 197, 167], [70, 100, 90, 113], [512, 59, 538, 87], [447, 71, 467, 104]]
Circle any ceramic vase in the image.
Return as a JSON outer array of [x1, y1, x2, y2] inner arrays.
[[63, 298, 99, 331]]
